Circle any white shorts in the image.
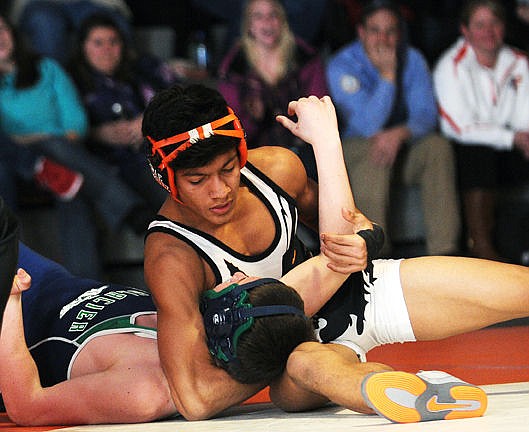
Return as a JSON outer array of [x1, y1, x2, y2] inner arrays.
[[314, 259, 416, 360]]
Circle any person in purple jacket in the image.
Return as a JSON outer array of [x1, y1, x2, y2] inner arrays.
[[217, 0, 328, 180], [326, 0, 460, 257]]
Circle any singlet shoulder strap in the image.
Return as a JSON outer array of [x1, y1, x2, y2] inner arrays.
[[74, 316, 156, 345]]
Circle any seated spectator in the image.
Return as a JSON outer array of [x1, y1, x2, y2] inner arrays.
[[0, 12, 156, 277], [8, 0, 132, 65], [191, 0, 328, 67], [433, 0, 529, 261], [217, 0, 328, 180], [68, 13, 177, 211], [326, 0, 460, 257]]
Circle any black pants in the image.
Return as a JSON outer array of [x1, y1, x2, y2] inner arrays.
[[454, 143, 529, 190], [0, 197, 20, 328]]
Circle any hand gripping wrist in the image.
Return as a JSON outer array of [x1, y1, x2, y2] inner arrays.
[[356, 224, 385, 261]]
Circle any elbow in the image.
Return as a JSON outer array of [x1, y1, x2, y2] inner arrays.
[[177, 399, 218, 421], [171, 385, 221, 421], [124, 381, 178, 423], [5, 402, 46, 427], [5, 411, 30, 427], [121, 372, 217, 422]]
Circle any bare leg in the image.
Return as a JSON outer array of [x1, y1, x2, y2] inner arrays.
[[270, 342, 392, 413], [401, 256, 529, 340]]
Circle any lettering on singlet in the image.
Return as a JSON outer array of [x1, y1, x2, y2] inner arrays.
[[61, 287, 151, 333]]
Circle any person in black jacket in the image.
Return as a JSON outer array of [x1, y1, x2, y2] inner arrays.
[[0, 196, 20, 329]]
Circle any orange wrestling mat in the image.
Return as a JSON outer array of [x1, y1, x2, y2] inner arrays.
[[2, 324, 528, 431]]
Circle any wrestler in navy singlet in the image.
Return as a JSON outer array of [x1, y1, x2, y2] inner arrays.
[[18, 243, 157, 387]]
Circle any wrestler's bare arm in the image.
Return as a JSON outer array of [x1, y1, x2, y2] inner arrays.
[[276, 96, 370, 314], [0, 271, 175, 426], [144, 234, 263, 420]]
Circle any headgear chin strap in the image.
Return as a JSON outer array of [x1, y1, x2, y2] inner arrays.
[[146, 107, 248, 203], [200, 278, 306, 364]]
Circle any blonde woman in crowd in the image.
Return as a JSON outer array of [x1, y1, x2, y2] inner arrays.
[[217, 0, 328, 179]]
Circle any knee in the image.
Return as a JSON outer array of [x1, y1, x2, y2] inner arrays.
[[285, 341, 321, 382]]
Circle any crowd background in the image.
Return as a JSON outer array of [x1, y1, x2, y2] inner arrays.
[[1, 0, 529, 284]]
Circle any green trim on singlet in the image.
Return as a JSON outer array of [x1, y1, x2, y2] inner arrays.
[[74, 315, 156, 345]]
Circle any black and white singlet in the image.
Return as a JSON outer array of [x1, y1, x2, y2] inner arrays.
[[146, 162, 310, 284]]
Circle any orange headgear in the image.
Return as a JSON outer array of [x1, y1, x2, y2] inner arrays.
[[146, 107, 247, 203]]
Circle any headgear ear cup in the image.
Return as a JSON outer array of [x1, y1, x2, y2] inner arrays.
[[0, 197, 20, 329], [201, 278, 306, 364]]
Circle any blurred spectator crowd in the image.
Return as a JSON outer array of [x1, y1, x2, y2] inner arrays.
[[1, 0, 529, 282]]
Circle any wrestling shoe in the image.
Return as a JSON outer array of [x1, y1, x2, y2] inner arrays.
[[361, 370, 487, 423], [34, 157, 84, 201]]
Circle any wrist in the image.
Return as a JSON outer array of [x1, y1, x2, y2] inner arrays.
[[356, 224, 385, 261]]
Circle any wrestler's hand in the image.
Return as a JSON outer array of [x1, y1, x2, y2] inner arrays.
[[11, 268, 31, 296], [275, 95, 341, 149], [0, 269, 30, 341], [320, 208, 373, 274]]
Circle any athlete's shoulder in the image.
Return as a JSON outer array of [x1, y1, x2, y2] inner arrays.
[[248, 146, 305, 176], [145, 231, 210, 300], [247, 146, 308, 197]]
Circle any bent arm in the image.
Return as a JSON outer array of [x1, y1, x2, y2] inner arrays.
[[0, 270, 40, 423], [145, 239, 263, 420], [277, 96, 372, 315], [0, 272, 176, 426], [277, 96, 355, 234]]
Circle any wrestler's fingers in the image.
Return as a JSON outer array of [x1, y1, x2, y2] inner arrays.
[[12, 268, 31, 295], [321, 242, 367, 266], [321, 232, 366, 248], [326, 260, 367, 275], [321, 242, 366, 261], [342, 208, 375, 231], [287, 99, 299, 116], [275, 114, 297, 132]]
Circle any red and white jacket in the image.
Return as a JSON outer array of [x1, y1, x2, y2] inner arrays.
[[433, 37, 529, 150]]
